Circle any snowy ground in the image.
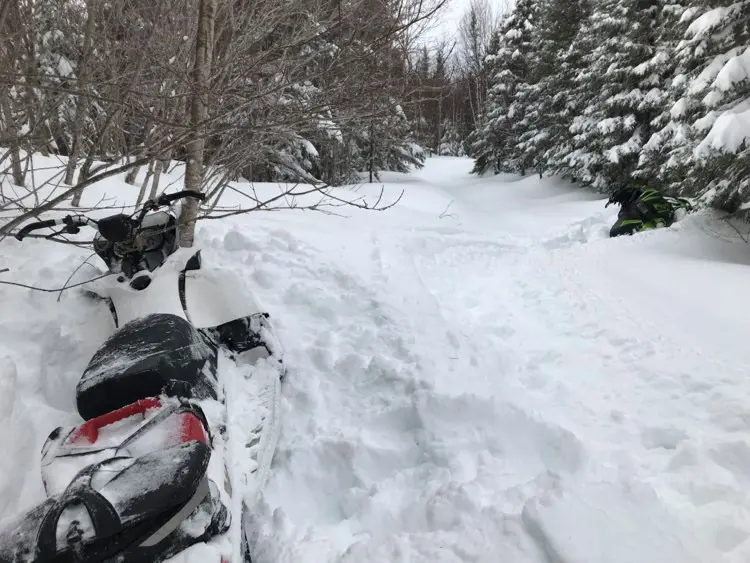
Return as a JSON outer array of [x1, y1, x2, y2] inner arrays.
[[2, 156, 750, 561]]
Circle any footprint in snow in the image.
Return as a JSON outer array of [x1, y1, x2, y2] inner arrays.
[[488, 324, 516, 339], [640, 426, 688, 450], [222, 228, 259, 252]]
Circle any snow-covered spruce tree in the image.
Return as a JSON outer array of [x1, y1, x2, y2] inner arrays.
[[562, 0, 669, 192], [634, 2, 694, 189], [355, 100, 424, 182], [497, 0, 543, 175], [439, 120, 466, 156], [430, 47, 457, 155], [410, 46, 435, 153], [512, 0, 590, 179], [471, 0, 540, 175], [645, 1, 750, 210]]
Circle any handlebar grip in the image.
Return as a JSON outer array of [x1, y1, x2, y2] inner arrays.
[[15, 219, 59, 241], [157, 190, 206, 205]]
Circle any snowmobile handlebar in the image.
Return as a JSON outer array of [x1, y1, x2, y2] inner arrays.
[[152, 190, 206, 207], [14, 219, 60, 240], [14, 191, 207, 242], [14, 215, 94, 241]]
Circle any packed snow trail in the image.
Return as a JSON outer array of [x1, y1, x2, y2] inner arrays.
[[1, 155, 749, 561]]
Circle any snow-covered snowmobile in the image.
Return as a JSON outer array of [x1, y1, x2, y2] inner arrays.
[[2, 191, 284, 562], [606, 185, 692, 238]]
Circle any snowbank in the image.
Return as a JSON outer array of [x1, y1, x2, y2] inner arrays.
[[2, 155, 748, 561]]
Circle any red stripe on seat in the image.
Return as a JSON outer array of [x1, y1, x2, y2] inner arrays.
[[68, 397, 162, 445]]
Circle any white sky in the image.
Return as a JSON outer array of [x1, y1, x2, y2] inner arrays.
[[423, 0, 513, 45]]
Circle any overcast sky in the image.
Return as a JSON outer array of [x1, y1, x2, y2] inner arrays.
[[424, 0, 512, 44]]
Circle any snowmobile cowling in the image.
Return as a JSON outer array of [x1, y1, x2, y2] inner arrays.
[[0, 398, 229, 563]]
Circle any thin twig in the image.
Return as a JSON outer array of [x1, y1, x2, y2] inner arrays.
[[722, 216, 750, 244], [439, 200, 458, 219], [57, 254, 101, 302], [0, 272, 112, 293]]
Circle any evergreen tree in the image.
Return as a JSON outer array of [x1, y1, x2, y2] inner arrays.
[[501, 0, 542, 175], [464, 0, 750, 215], [635, 1, 694, 189], [645, 1, 750, 209], [514, 0, 590, 178], [562, 0, 667, 192], [471, 1, 539, 175], [439, 120, 466, 156]]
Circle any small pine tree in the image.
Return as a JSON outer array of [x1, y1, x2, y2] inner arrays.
[[439, 120, 465, 156]]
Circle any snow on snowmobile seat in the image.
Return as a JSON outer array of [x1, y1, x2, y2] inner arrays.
[[0, 398, 228, 562], [77, 313, 219, 420]]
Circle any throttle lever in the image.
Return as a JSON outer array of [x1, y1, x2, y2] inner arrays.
[[61, 215, 86, 234]]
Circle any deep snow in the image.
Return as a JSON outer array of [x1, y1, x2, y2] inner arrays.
[[1, 156, 749, 561]]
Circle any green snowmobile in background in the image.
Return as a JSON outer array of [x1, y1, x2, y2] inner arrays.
[[606, 185, 692, 238]]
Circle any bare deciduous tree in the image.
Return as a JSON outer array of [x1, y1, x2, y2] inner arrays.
[[0, 0, 451, 245]]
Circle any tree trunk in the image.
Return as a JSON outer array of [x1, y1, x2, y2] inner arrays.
[[149, 159, 164, 200], [435, 97, 443, 155], [8, 145, 24, 188], [21, 12, 44, 158], [64, 123, 82, 186], [135, 160, 154, 207], [66, 0, 96, 203], [368, 119, 375, 183], [0, 2, 11, 31], [0, 96, 25, 187], [78, 110, 121, 185], [126, 120, 154, 185], [179, 0, 215, 248], [125, 163, 142, 185], [0, 4, 24, 188]]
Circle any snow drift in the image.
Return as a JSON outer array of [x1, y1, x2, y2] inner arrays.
[[1, 155, 747, 561]]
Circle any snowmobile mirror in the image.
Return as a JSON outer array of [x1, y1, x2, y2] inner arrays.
[[98, 214, 135, 243]]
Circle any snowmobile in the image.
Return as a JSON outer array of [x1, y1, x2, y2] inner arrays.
[[1, 191, 284, 562], [606, 185, 692, 237]]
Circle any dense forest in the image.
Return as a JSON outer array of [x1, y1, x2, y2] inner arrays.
[[2, 0, 750, 226], [468, 0, 750, 214]]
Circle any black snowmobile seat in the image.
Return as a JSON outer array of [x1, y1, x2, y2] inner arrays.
[[77, 313, 219, 420]]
